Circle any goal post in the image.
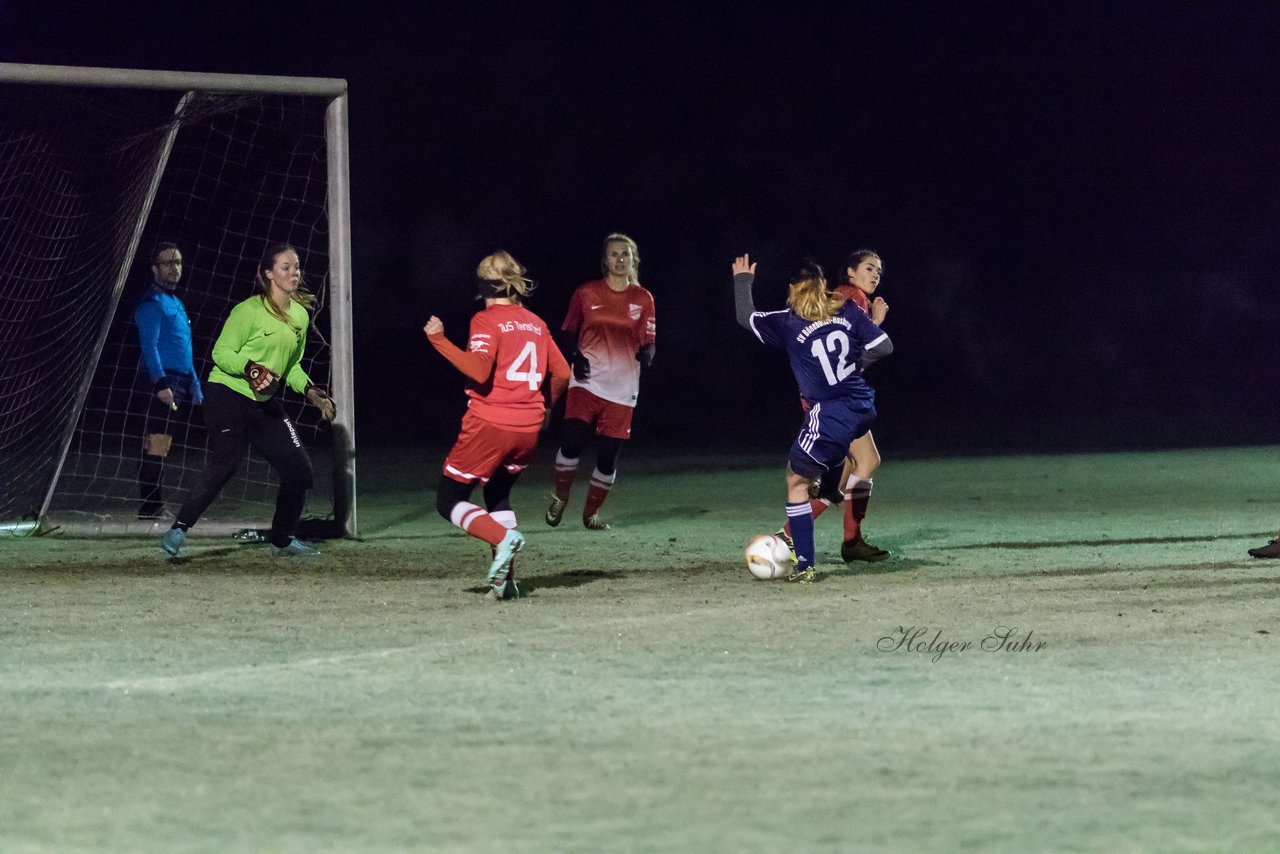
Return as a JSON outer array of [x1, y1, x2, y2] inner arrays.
[[0, 62, 357, 539]]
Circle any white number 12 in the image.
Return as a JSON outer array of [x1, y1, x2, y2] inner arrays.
[[810, 331, 858, 385]]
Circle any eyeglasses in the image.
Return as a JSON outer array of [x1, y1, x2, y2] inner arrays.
[[155, 260, 183, 267]]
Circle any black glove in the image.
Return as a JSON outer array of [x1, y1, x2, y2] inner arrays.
[[572, 352, 591, 382], [636, 343, 655, 368]]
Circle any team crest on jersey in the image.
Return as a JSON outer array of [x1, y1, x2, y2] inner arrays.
[[628, 303, 642, 320]]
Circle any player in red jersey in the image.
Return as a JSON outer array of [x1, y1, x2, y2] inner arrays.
[[425, 250, 570, 600], [830, 249, 891, 560], [545, 233, 656, 530], [780, 249, 892, 562]]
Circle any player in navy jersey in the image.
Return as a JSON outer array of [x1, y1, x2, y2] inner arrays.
[[784, 249, 892, 562], [732, 254, 893, 581]]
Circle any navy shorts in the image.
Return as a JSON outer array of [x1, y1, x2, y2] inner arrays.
[[788, 399, 876, 479]]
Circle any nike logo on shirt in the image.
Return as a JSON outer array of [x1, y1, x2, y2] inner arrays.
[[590, 304, 604, 310]]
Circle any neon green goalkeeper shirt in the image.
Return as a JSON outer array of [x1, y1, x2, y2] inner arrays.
[[208, 295, 314, 401]]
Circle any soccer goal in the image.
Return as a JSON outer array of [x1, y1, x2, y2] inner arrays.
[[0, 63, 356, 539]]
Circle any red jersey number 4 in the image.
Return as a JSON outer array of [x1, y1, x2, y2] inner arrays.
[[506, 340, 543, 390]]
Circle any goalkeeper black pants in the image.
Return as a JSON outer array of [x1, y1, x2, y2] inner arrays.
[[176, 383, 313, 547]]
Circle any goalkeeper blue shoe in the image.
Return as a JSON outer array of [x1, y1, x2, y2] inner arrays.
[[161, 527, 185, 557], [273, 538, 321, 558], [487, 529, 526, 596]]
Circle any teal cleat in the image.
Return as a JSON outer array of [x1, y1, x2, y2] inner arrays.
[[161, 527, 185, 557], [487, 529, 526, 598], [273, 538, 321, 557]]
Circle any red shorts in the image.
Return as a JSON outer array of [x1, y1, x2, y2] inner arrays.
[[564, 387, 634, 440], [443, 410, 539, 484]]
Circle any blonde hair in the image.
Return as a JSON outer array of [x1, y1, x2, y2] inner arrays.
[[601, 232, 640, 283], [255, 243, 316, 328], [476, 250, 535, 302], [787, 274, 843, 322]]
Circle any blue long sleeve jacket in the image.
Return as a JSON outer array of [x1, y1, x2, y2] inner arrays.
[[133, 284, 201, 396]]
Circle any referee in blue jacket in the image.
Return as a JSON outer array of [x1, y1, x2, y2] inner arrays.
[[133, 242, 203, 519]]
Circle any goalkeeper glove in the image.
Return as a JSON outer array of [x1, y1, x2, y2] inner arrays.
[[245, 361, 279, 395], [305, 384, 337, 422]]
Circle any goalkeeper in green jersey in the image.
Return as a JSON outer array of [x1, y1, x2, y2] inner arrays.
[[160, 243, 336, 559]]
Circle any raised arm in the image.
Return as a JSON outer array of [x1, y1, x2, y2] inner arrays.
[[424, 315, 495, 384], [732, 253, 758, 330]]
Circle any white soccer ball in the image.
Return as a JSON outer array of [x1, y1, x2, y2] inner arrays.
[[744, 534, 794, 580]]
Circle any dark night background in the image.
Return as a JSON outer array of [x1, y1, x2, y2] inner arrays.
[[3, 1, 1278, 455]]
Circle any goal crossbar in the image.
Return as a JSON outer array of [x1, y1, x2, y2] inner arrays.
[[0, 62, 347, 97]]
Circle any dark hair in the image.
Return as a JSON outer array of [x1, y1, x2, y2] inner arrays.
[[788, 257, 825, 285], [150, 242, 180, 264], [843, 248, 880, 281]]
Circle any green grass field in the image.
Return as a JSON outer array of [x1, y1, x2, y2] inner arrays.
[[3, 445, 1279, 852]]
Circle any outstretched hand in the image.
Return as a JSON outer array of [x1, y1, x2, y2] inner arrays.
[[423, 316, 444, 337], [731, 254, 757, 277]]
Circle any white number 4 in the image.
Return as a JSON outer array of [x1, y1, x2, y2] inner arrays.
[[506, 341, 543, 390], [810, 331, 858, 385]]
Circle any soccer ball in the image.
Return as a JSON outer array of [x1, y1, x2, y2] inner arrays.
[[744, 534, 794, 580]]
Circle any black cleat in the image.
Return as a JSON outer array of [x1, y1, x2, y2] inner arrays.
[[842, 537, 891, 562], [545, 496, 567, 527], [1248, 539, 1280, 559]]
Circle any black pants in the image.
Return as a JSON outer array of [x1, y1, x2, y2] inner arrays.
[[176, 383, 313, 547], [137, 370, 200, 513]]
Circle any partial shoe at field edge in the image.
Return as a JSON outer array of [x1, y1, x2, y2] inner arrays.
[[1247, 539, 1280, 559]]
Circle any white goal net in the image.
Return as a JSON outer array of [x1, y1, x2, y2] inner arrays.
[[0, 64, 356, 538]]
